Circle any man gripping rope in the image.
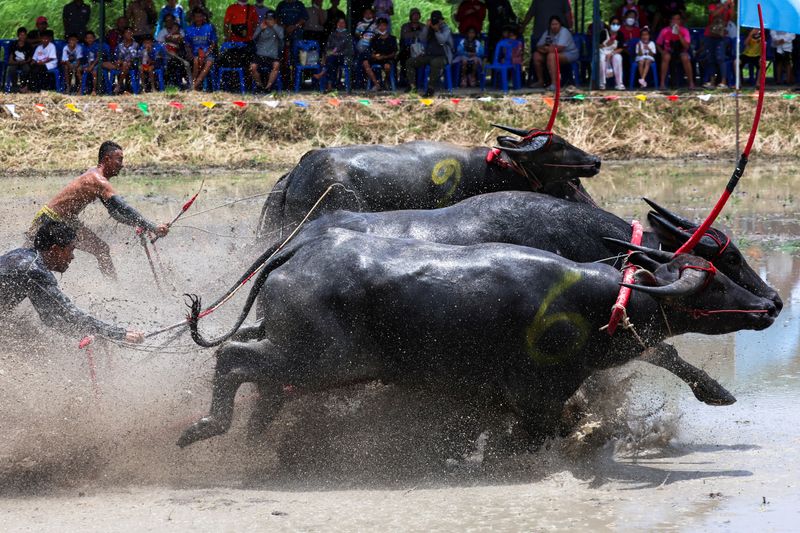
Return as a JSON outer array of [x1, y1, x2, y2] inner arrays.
[[3, 220, 144, 343], [26, 141, 169, 279]]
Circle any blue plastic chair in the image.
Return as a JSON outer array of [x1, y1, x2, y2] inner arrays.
[[319, 59, 350, 92], [366, 62, 396, 91], [293, 39, 323, 92], [251, 62, 283, 92], [215, 41, 247, 93], [484, 38, 521, 92], [79, 43, 111, 94], [1, 39, 15, 92], [418, 63, 454, 93], [452, 38, 487, 89], [626, 38, 658, 89]]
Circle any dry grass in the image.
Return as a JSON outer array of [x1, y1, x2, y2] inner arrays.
[[1, 91, 799, 175]]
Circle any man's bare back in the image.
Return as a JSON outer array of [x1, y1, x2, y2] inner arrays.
[[46, 168, 117, 220]]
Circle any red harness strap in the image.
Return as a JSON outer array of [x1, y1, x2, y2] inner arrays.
[[606, 220, 643, 336], [679, 263, 717, 292], [485, 148, 543, 190]]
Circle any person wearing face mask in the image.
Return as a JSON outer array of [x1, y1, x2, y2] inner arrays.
[[616, 0, 648, 28], [620, 9, 640, 41], [702, 0, 733, 89], [315, 16, 354, 91], [598, 16, 627, 90]]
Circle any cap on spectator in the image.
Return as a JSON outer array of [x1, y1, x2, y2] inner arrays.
[[264, 9, 276, 19], [36, 16, 48, 24], [430, 10, 443, 24]]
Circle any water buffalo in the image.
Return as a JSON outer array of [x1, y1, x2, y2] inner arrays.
[[178, 229, 777, 448], [256, 126, 601, 240], [205, 193, 783, 406]]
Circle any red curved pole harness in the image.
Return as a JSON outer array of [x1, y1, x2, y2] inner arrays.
[[606, 220, 643, 335], [675, 4, 767, 256]]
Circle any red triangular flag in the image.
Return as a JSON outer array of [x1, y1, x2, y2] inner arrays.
[[232, 101, 247, 108], [450, 98, 461, 104], [667, 95, 679, 101], [169, 101, 184, 109]]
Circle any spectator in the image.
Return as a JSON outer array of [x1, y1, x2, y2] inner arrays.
[[157, 14, 178, 42], [112, 27, 139, 93], [487, 0, 516, 60], [656, 13, 694, 90], [504, 25, 524, 65], [355, 7, 379, 58], [456, 26, 484, 87], [702, 0, 733, 89], [658, 0, 686, 32], [739, 28, 762, 82], [30, 30, 57, 92], [771, 29, 795, 84], [156, 0, 186, 36], [255, 0, 270, 22], [63, 0, 91, 40], [27, 17, 50, 48], [185, 8, 217, 90], [107, 17, 129, 51], [373, 0, 395, 32], [455, 0, 486, 36], [139, 35, 162, 92], [80, 30, 103, 95], [189, 0, 214, 21], [521, 0, 572, 51], [5, 28, 33, 93], [598, 16, 626, 90], [305, 0, 327, 44], [532, 15, 578, 90], [620, 10, 641, 41], [315, 15, 353, 91], [162, 20, 192, 87], [221, 0, 258, 73], [635, 26, 656, 87], [616, 0, 648, 28], [61, 34, 83, 94], [324, 0, 347, 42], [406, 10, 453, 96], [250, 9, 284, 91], [364, 17, 397, 90], [127, 0, 158, 43], [276, 0, 309, 82]]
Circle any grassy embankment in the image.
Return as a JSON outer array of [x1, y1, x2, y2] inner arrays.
[[0, 91, 798, 175]]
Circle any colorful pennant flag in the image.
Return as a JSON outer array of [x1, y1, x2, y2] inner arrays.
[[34, 103, 48, 116], [232, 101, 247, 108], [358, 99, 371, 106], [201, 101, 216, 109], [450, 98, 461, 104], [4, 104, 19, 118], [572, 94, 585, 100], [635, 94, 647, 102], [667, 95, 679, 101], [293, 100, 308, 108], [169, 101, 184, 109], [388, 98, 402, 106], [511, 97, 527, 105], [542, 96, 555, 108], [477, 96, 493, 102], [137, 102, 150, 115], [697, 94, 712, 102], [420, 98, 433, 106], [783, 93, 797, 100], [108, 102, 122, 113], [327, 98, 340, 106], [604, 95, 620, 101], [264, 100, 280, 108], [65, 103, 81, 113]]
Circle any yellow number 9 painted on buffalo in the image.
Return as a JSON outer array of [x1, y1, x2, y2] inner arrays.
[[526, 271, 590, 366], [431, 159, 462, 207]]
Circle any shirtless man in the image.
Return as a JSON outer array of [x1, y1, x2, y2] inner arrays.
[[26, 141, 169, 279]]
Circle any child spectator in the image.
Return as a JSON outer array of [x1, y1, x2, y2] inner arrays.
[[80, 31, 102, 95], [620, 9, 640, 41], [139, 36, 161, 92], [305, 0, 327, 44], [598, 16, 626, 90], [770, 29, 795, 84], [740, 28, 762, 81], [615, 0, 647, 28], [157, 14, 178, 42], [363, 17, 397, 91], [250, 9, 284, 92], [112, 27, 139, 93], [162, 20, 191, 87], [107, 17, 129, 51], [314, 16, 354, 91], [30, 30, 57, 92], [156, 0, 186, 35], [455, 0, 487, 36], [506, 25, 524, 66], [61, 34, 84, 94], [5, 27, 33, 93], [373, 0, 395, 33], [185, 8, 218, 90], [456, 26, 484, 87], [635, 26, 656, 87], [656, 12, 694, 90]]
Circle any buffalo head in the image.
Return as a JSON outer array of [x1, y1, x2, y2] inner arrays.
[[491, 124, 601, 185], [604, 239, 778, 335], [643, 198, 783, 312]]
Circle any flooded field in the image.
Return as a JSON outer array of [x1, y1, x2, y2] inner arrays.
[[0, 160, 798, 531]]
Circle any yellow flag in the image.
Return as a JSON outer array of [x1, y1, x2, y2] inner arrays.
[[65, 103, 81, 113], [420, 98, 434, 106], [201, 101, 216, 109], [635, 94, 647, 102]]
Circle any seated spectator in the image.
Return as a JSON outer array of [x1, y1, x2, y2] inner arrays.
[[324, 0, 346, 43], [5, 27, 33, 93], [250, 10, 284, 91], [702, 0, 733, 89], [405, 10, 453, 96], [162, 20, 192, 87], [620, 9, 641, 42], [305, 0, 327, 45], [598, 17, 626, 90], [255, 0, 269, 22], [276, 0, 309, 82], [373, 0, 395, 33], [185, 8, 218, 90], [363, 17, 397, 91], [221, 0, 258, 71], [27, 17, 50, 48], [189, 0, 214, 21], [112, 27, 140, 93], [505, 25, 524, 65], [157, 14, 179, 42], [456, 27, 484, 87], [355, 7, 379, 56], [127, 0, 158, 43], [771, 29, 795, 84], [157, 0, 186, 36], [107, 17, 129, 51], [80, 31, 103, 95], [314, 16, 354, 91], [635, 26, 656, 87], [30, 30, 57, 92], [399, 7, 424, 85], [63, 0, 91, 40], [740, 28, 762, 81], [656, 12, 694, 90], [61, 34, 84, 94], [532, 15, 578, 90], [455, 0, 487, 36], [616, 0, 647, 28], [139, 36, 163, 92]]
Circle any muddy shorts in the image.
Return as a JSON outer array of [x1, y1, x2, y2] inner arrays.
[[25, 205, 84, 245]]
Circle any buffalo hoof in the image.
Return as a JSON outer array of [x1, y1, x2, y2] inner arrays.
[[690, 380, 737, 406], [177, 416, 230, 448]]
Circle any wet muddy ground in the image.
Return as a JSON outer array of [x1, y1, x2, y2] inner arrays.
[[0, 161, 798, 531]]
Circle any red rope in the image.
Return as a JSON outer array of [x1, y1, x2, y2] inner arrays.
[[546, 47, 560, 131], [606, 220, 643, 335]]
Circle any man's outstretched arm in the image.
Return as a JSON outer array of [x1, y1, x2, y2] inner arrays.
[[97, 179, 168, 236]]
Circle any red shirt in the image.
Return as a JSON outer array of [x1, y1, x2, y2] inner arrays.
[[224, 3, 258, 42], [704, 3, 733, 37], [455, 0, 487, 35], [620, 25, 640, 42]]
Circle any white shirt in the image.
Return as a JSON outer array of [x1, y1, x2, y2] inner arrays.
[[770, 30, 794, 53], [156, 27, 184, 43], [61, 44, 84, 63], [33, 43, 58, 70]]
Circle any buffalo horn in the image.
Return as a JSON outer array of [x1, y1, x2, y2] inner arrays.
[[491, 123, 532, 137], [492, 145, 526, 154], [622, 268, 708, 297], [642, 198, 695, 228], [603, 237, 675, 262]]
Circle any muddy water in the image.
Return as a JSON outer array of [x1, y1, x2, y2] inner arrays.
[[0, 161, 798, 531]]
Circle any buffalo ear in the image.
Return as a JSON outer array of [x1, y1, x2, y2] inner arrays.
[[642, 198, 695, 228], [633, 269, 660, 287]]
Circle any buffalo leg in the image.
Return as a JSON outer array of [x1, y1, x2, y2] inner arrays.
[[177, 338, 290, 448], [246, 382, 285, 438], [639, 343, 736, 406]]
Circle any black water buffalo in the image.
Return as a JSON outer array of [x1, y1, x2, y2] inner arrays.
[[204, 193, 783, 406], [256, 126, 601, 240], [178, 229, 777, 448]]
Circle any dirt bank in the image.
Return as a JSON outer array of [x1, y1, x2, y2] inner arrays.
[[1, 91, 798, 175]]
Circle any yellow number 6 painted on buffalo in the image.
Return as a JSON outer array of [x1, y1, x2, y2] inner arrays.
[[431, 159, 462, 207], [525, 271, 590, 366]]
